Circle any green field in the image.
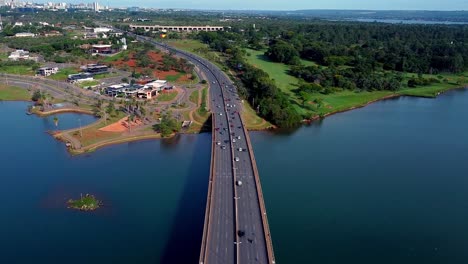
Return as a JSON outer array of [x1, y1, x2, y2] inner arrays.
[[49, 67, 80, 80], [189, 90, 199, 104], [78, 80, 100, 88], [157, 91, 178, 102], [0, 65, 34, 75], [102, 50, 131, 63], [244, 48, 467, 117], [0, 85, 30, 100]]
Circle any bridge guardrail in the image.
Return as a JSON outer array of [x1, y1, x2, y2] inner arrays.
[[239, 113, 276, 264], [199, 113, 216, 264]]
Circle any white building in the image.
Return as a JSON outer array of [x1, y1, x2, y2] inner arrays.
[[37, 67, 59, 76], [8, 49, 30, 61], [14, 32, 35, 38], [93, 27, 111, 33]]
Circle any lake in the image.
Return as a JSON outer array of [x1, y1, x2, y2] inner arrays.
[[1, 89, 468, 263]]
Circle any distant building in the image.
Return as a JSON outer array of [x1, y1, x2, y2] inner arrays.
[[67, 73, 94, 83], [90, 44, 113, 54], [14, 32, 35, 38], [8, 49, 37, 61], [129, 24, 224, 32], [37, 67, 58, 76], [82, 63, 109, 74], [93, 2, 99, 12], [93, 27, 111, 33]]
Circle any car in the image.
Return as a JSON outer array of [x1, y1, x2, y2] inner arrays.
[[238, 148, 243, 152], [235, 157, 240, 162], [217, 141, 221, 145], [232, 139, 236, 143], [221, 145, 226, 150], [236, 180, 242, 186], [237, 136, 241, 139], [215, 128, 220, 131], [219, 113, 223, 116], [212, 81, 216, 84]]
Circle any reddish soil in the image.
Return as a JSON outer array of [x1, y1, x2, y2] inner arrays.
[[99, 117, 143, 132], [110, 51, 191, 82]]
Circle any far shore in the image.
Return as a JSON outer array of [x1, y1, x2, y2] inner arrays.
[[2, 84, 466, 155], [307, 85, 467, 122]]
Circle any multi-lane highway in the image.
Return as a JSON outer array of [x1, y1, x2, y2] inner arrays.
[[129, 33, 275, 264]]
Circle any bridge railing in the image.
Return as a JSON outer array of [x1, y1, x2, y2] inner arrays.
[[239, 113, 276, 264], [199, 113, 216, 264]]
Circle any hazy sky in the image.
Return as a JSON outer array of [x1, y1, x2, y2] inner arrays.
[[95, 0, 467, 10]]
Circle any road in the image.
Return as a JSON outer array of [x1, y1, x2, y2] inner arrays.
[[127, 33, 275, 264]]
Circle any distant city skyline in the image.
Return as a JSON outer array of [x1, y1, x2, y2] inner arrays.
[[33, 0, 467, 11]]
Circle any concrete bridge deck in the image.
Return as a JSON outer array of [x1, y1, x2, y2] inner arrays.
[[128, 33, 275, 264]]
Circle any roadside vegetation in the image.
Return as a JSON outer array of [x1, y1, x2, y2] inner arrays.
[[0, 84, 30, 100]]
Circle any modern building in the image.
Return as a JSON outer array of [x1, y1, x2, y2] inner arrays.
[[67, 73, 94, 83], [105, 83, 129, 97], [129, 24, 224, 32], [37, 67, 58, 76], [90, 44, 113, 54]]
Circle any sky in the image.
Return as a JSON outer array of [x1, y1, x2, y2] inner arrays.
[[94, 0, 467, 11]]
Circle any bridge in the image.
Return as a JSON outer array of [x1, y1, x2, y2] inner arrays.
[[127, 33, 276, 264]]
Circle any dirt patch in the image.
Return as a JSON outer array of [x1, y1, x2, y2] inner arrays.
[[99, 117, 144, 132], [147, 51, 163, 62]]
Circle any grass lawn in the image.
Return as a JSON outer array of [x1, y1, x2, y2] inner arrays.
[[0, 84, 30, 100], [244, 47, 468, 117], [94, 72, 118, 80], [241, 101, 272, 129], [72, 111, 126, 147], [197, 88, 209, 115], [49, 67, 79, 81], [165, 39, 208, 53], [166, 72, 185, 82], [244, 48, 301, 99], [189, 90, 199, 104], [78, 80, 100, 88], [157, 91, 178, 102], [0, 65, 34, 75], [102, 50, 131, 63]]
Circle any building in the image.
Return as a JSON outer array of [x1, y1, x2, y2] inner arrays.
[[37, 67, 58, 76], [85, 64, 109, 74], [8, 49, 37, 61], [14, 32, 35, 38], [90, 44, 113, 54], [67, 73, 94, 83], [129, 24, 224, 32], [93, 27, 111, 33], [105, 83, 129, 97], [93, 2, 99, 12]]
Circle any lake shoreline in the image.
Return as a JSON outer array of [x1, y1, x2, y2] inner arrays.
[[307, 85, 467, 123], [5, 85, 466, 155]]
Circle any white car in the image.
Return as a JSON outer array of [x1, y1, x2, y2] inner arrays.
[[237, 136, 241, 140], [217, 141, 221, 145], [219, 113, 223, 116], [238, 148, 243, 152], [235, 157, 240, 162], [232, 139, 236, 143]]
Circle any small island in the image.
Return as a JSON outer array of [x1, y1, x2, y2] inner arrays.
[[67, 194, 102, 211]]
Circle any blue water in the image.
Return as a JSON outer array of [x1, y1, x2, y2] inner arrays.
[[0, 101, 211, 264], [353, 18, 468, 25], [2, 89, 468, 263], [252, 88, 468, 264]]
